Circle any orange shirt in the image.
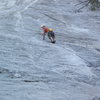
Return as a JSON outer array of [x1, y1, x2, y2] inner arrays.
[[43, 27, 49, 33]]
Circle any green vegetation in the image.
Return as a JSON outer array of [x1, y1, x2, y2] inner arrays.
[[90, 0, 100, 10]]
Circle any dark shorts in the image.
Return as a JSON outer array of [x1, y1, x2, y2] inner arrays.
[[48, 31, 55, 39]]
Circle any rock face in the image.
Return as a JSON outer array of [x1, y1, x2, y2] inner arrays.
[[0, 0, 100, 100]]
